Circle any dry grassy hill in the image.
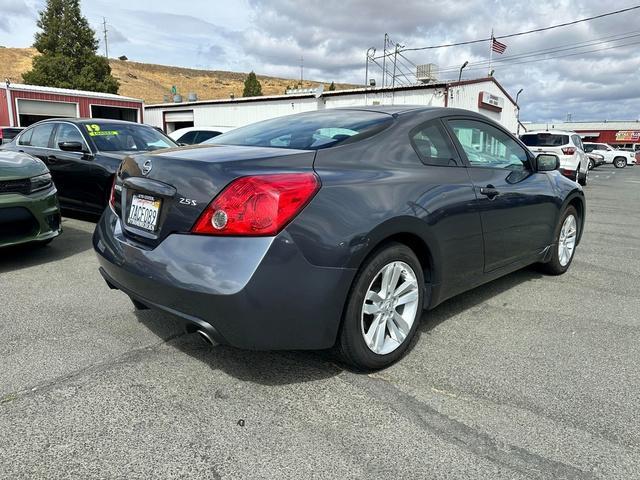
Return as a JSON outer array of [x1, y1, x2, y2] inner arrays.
[[0, 47, 355, 104]]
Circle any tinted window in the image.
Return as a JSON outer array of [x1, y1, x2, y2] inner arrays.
[[83, 122, 177, 152], [30, 123, 55, 148], [176, 131, 198, 144], [18, 128, 33, 146], [583, 144, 595, 153], [521, 133, 569, 147], [1, 128, 22, 141], [206, 111, 393, 150], [410, 121, 459, 166], [55, 123, 86, 148], [449, 119, 528, 170], [195, 131, 221, 143]]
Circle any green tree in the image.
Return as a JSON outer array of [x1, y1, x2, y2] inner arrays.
[[243, 71, 263, 97], [328, 81, 336, 91], [22, 0, 119, 93]]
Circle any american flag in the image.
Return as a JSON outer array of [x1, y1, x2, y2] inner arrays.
[[491, 37, 507, 54]]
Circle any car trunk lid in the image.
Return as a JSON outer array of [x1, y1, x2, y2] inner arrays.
[[113, 144, 316, 248]]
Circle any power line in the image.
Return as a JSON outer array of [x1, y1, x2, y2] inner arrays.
[[435, 30, 640, 74], [398, 5, 640, 53], [437, 38, 640, 76]]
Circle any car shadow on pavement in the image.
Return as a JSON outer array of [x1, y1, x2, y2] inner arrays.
[[0, 224, 94, 274], [134, 309, 342, 386], [132, 266, 544, 386], [416, 267, 544, 336]]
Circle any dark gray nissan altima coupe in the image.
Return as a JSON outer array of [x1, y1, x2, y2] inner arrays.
[[93, 106, 585, 370]]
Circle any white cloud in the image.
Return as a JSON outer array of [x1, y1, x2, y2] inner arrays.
[[0, 0, 638, 121]]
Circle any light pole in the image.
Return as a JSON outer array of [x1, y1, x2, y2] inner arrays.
[[458, 61, 469, 82], [365, 47, 376, 86], [515, 88, 524, 135]]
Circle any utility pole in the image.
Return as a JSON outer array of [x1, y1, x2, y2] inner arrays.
[[382, 33, 389, 88], [102, 17, 109, 59], [300, 55, 304, 87]]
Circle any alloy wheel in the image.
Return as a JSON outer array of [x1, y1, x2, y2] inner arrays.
[[361, 261, 420, 355], [558, 214, 577, 267]]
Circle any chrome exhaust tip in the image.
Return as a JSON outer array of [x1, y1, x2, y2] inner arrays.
[[196, 329, 215, 345]]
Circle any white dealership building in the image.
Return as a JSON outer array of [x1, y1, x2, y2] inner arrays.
[[144, 77, 520, 134]]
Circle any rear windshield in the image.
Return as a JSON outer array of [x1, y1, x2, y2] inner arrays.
[[520, 133, 569, 147], [205, 110, 393, 150], [82, 122, 177, 152]]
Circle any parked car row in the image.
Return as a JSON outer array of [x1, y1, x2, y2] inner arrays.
[[1, 109, 586, 370]]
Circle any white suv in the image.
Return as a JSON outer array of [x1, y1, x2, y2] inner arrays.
[[583, 142, 635, 168], [520, 130, 589, 185]]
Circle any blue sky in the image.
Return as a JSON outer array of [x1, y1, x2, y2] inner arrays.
[[1, 0, 639, 122]]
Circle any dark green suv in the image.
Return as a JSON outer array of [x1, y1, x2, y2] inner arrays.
[[0, 151, 61, 248]]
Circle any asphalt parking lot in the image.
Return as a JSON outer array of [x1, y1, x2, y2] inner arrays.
[[1, 165, 639, 479]]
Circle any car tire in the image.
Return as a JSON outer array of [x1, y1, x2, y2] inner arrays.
[[541, 206, 579, 276], [578, 168, 588, 186], [614, 157, 626, 168], [337, 242, 424, 371]]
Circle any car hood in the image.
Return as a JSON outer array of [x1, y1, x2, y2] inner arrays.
[[0, 151, 48, 180]]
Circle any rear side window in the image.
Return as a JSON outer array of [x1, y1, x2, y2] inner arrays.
[[206, 110, 393, 150], [195, 131, 221, 143], [410, 120, 459, 166], [30, 123, 55, 148], [2, 128, 22, 141], [176, 131, 198, 144], [521, 133, 569, 147], [583, 144, 595, 153]]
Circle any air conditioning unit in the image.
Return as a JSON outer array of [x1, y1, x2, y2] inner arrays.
[[416, 64, 438, 83]]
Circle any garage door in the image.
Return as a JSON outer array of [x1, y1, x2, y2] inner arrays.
[[164, 110, 194, 123], [17, 99, 77, 117]]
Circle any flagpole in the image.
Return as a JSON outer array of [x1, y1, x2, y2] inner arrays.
[[489, 28, 494, 76]]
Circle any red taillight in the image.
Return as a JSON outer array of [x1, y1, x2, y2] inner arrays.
[[561, 147, 576, 155], [109, 176, 117, 209], [192, 173, 320, 236]]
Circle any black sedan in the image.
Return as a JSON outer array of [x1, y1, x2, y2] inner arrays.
[[1, 119, 177, 214], [94, 107, 585, 370]]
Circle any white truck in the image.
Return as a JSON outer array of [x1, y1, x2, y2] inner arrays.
[[582, 142, 636, 168]]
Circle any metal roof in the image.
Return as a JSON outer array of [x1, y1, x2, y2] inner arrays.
[[145, 77, 508, 109], [1, 83, 143, 103]]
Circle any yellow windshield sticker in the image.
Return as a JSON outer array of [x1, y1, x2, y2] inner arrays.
[[86, 124, 101, 133], [88, 131, 120, 137]]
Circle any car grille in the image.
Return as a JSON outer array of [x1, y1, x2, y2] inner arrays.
[[0, 179, 32, 195], [0, 207, 39, 242]]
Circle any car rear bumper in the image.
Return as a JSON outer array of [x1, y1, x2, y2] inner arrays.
[[93, 208, 356, 350], [0, 187, 61, 248]]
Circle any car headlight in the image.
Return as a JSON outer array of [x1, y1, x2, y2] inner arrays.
[[30, 173, 53, 193]]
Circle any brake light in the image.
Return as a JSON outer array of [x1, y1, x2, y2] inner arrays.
[[561, 147, 576, 155], [192, 173, 320, 236]]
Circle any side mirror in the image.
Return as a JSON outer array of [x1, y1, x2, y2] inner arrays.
[[536, 153, 560, 172], [58, 141, 84, 152]]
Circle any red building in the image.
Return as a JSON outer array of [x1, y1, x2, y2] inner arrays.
[[0, 82, 144, 127]]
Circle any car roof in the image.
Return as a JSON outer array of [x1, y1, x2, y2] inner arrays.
[[28, 118, 145, 126]]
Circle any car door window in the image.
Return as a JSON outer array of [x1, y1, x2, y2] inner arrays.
[[448, 119, 528, 170], [29, 123, 55, 148], [55, 123, 86, 149], [572, 135, 584, 150], [195, 131, 221, 143], [410, 120, 459, 166], [177, 131, 198, 144], [18, 128, 34, 146]]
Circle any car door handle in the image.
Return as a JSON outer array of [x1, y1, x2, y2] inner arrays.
[[47, 155, 58, 164], [480, 185, 500, 198]]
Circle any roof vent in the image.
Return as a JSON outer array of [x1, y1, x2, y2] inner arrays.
[[416, 64, 438, 83]]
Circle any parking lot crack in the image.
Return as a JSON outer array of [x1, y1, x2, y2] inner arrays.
[[340, 372, 593, 479], [0, 332, 185, 406]]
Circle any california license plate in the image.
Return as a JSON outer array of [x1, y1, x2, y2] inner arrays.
[[127, 194, 161, 232]]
